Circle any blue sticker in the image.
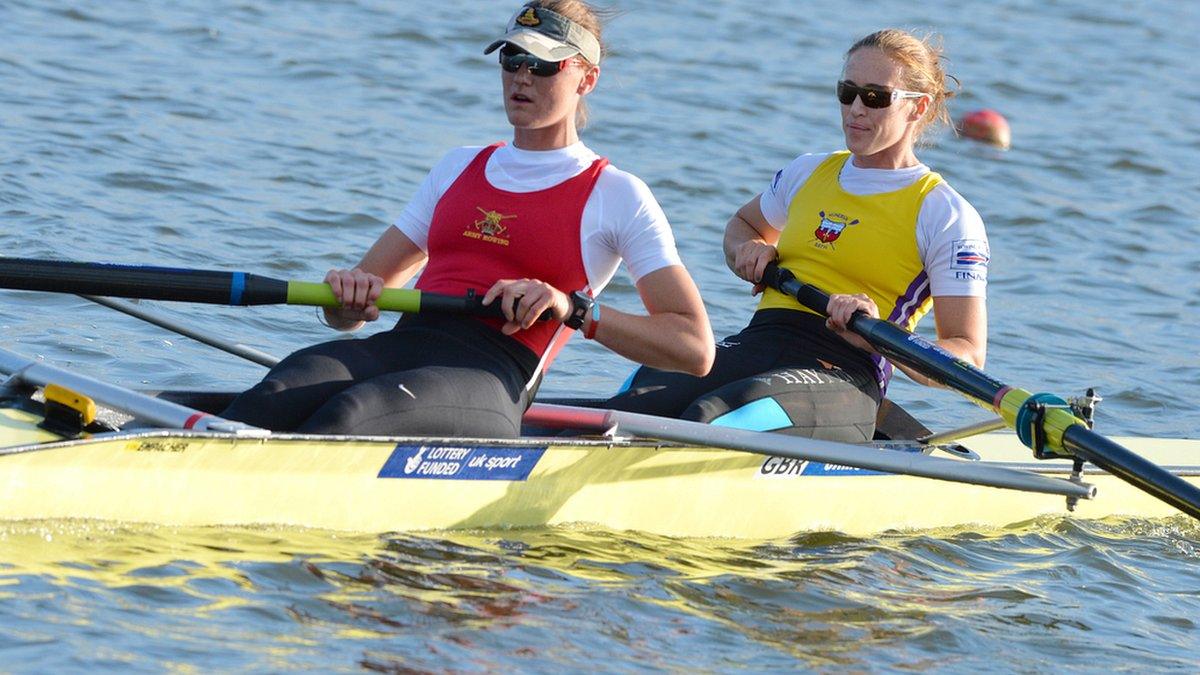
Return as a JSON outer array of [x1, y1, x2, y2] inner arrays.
[[378, 444, 546, 481], [801, 462, 885, 476]]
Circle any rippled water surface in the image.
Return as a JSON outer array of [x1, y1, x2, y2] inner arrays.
[[1, 0, 1198, 670]]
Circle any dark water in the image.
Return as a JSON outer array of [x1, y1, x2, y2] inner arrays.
[[1, 0, 1198, 670]]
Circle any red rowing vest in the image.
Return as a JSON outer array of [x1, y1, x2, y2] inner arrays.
[[416, 143, 608, 365]]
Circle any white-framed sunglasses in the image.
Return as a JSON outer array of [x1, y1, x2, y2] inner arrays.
[[837, 80, 928, 109]]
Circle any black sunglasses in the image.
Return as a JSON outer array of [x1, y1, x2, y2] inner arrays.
[[837, 80, 927, 109], [499, 45, 571, 77]]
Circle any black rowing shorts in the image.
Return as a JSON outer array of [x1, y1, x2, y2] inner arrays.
[[605, 309, 881, 442], [221, 314, 539, 437]]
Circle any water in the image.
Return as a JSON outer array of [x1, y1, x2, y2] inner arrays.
[[1, 0, 1198, 670]]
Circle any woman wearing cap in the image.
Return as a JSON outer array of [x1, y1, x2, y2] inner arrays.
[[221, 0, 714, 437], [607, 29, 988, 442]]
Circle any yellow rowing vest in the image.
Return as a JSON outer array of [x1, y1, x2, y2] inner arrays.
[[757, 151, 943, 331]]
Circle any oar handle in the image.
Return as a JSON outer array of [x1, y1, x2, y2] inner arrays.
[[286, 281, 550, 321], [762, 262, 833, 319]]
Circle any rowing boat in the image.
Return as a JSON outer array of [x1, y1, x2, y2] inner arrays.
[[2, 257, 1198, 537], [2, 368, 1197, 537]]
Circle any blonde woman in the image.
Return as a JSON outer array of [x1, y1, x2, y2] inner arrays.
[[222, 1, 714, 437], [609, 30, 988, 442]]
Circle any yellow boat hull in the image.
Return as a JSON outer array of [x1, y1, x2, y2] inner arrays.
[[2, 407, 1197, 537]]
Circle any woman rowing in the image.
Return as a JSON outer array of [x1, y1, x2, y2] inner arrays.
[[221, 0, 714, 437], [607, 29, 988, 442]]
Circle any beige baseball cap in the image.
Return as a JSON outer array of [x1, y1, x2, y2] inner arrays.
[[483, 4, 602, 64]]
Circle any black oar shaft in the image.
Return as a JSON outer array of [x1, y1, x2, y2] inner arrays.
[[761, 261, 1200, 521], [0, 257, 288, 306], [762, 262, 1006, 405], [0, 257, 548, 322], [1064, 426, 1200, 519]]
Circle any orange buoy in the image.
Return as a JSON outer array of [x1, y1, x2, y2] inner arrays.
[[960, 109, 1011, 149]]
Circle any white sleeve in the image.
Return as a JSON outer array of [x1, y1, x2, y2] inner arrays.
[[582, 167, 682, 292], [391, 147, 481, 252], [917, 183, 989, 297], [758, 153, 830, 230]]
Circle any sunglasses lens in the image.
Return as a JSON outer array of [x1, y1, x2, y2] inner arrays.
[[499, 46, 565, 77], [836, 81, 856, 105], [499, 47, 519, 72], [836, 81, 893, 109], [530, 60, 558, 76], [861, 89, 889, 109]]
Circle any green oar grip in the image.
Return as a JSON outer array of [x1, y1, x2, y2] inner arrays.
[[283, 282, 534, 320], [284, 282, 424, 313]]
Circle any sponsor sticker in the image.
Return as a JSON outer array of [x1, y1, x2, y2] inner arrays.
[[756, 456, 886, 478], [951, 239, 990, 270], [951, 239, 989, 282], [378, 444, 546, 481]]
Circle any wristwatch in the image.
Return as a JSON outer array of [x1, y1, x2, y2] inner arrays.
[[564, 290, 594, 330]]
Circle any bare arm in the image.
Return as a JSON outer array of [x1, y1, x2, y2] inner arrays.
[[586, 265, 715, 376], [724, 194, 780, 292], [323, 227, 428, 331], [827, 293, 987, 387], [477, 266, 714, 376], [898, 295, 987, 386]]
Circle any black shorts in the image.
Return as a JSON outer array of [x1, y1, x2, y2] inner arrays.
[[605, 309, 881, 442], [220, 314, 539, 437]]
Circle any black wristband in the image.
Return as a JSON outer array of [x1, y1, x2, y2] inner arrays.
[[565, 290, 594, 329]]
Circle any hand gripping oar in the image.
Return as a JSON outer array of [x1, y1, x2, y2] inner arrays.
[[0, 257, 537, 321], [760, 261, 1200, 521]]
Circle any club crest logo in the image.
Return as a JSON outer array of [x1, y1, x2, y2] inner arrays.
[[464, 207, 514, 246], [516, 7, 541, 26], [813, 210, 858, 248]]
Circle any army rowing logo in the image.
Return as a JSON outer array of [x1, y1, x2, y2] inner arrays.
[[463, 207, 514, 246], [812, 210, 859, 249], [516, 7, 541, 26]]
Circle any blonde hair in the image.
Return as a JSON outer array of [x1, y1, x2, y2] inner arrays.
[[847, 29, 959, 143], [525, 0, 608, 129]]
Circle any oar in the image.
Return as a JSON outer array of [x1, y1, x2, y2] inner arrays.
[[82, 295, 281, 367], [0, 257, 525, 320], [761, 262, 1200, 520]]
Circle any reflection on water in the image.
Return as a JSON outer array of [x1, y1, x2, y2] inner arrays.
[[1, 518, 1197, 670]]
